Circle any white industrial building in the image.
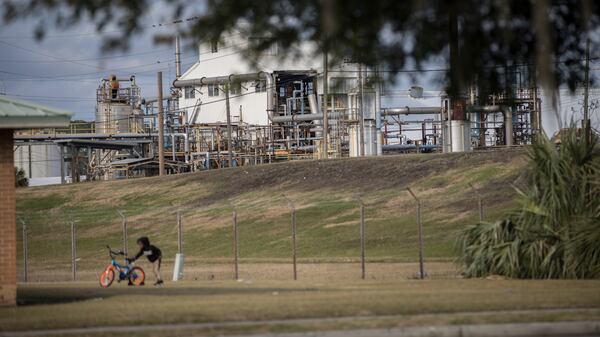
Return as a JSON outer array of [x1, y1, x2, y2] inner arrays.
[[175, 32, 384, 158]]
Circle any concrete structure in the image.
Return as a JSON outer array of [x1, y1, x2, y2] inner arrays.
[[0, 96, 71, 305]]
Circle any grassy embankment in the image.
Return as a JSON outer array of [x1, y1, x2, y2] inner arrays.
[[16, 150, 527, 280]]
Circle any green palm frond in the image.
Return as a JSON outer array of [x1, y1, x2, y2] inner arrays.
[[457, 126, 600, 279]]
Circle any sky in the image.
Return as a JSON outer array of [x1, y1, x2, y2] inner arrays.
[[0, 3, 197, 121], [0, 3, 598, 136]]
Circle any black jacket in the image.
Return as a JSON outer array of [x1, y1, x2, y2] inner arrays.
[[134, 237, 162, 263]]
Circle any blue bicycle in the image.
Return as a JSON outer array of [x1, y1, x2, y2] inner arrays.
[[99, 246, 145, 287]]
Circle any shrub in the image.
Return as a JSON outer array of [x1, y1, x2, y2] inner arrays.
[[15, 167, 29, 187], [457, 128, 600, 278]]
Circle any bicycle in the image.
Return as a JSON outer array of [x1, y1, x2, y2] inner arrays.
[[99, 245, 145, 288]]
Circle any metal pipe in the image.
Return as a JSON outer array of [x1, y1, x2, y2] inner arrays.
[[382, 107, 443, 116], [175, 35, 182, 79], [308, 94, 322, 137], [225, 85, 234, 167], [467, 105, 513, 147], [358, 64, 365, 157], [374, 70, 382, 156], [271, 111, 343, 123], [505, 108, 513, 146], [322, 51, 329, 159], [157, 72, 165, 176]]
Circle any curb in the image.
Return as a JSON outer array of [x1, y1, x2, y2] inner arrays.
[[230, 321, 600, 337], [1, 319, 599, 337]]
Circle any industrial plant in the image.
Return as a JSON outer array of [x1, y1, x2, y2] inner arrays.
[[13, 34, 543, 184]]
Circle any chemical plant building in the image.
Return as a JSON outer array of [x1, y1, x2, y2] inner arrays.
[[13, 33, 544, 184]]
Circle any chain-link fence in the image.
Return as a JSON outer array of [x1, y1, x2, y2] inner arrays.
[[16, 185, 489, 283]]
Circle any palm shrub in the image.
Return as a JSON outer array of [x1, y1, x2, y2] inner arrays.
[[457, 127, 600, 278]]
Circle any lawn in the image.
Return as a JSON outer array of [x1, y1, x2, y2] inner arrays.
[[1, 279, 599, 334]]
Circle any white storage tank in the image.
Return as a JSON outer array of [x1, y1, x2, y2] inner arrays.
[[14, 143, 62, 179], [95, 102, 135, 134], [363, 120, 378, 156], [348, 120, 378, 157], [450, 120, 472, 152]]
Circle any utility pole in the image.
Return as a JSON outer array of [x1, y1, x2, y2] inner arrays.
[[322, 51, 329, 159], [358, 64, 365, 157], [225, 84, 234, 167], [157, 72, 165, 176], [583, 38, 591, 141]]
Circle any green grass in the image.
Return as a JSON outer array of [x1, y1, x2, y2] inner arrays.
[[16, 150, 527, 272], [2, 279, 599, 332]]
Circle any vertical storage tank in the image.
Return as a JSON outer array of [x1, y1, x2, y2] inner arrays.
[[95, 75, 143, 134], [95, 103, 135, 134]]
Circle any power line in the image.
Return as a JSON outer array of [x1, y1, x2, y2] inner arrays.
[[0, 15, 205, 40], [0, 39, 101, 70], [0, 43, 246, 82], [0, 48, 173, 63]]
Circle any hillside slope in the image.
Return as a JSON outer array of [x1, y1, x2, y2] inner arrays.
[[16, 150, 528, 276]]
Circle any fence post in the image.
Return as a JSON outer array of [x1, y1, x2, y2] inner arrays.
[[360, 201, 366, 280], [284, 195, 297, 280], [232, 209, 239, 280], [357, 197, 366, 280], [468, 183, 484, 222], [71, 221, 77, 281], [407, 188, 424, 280], [117, 210, 128, 257], [20, 219, 28, 283], [172, 210, 185, 281], [177, 211, 183, 254]]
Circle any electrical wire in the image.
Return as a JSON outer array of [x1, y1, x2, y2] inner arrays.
[[0, 48, 173, 63], [0, 46, 246, 82]]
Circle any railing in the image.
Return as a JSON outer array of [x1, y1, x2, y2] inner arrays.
[[15, 123, 96, 136]]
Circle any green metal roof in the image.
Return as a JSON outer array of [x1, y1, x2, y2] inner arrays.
[[0, 95, 72, 129]]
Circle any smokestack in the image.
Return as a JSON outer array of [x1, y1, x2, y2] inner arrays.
[[175, 35, 182, 79]]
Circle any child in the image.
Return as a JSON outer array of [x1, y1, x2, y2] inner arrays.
[[129, 236, 163, 286]]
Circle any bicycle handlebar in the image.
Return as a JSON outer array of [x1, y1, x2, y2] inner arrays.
[[106, 245, 125, 258]]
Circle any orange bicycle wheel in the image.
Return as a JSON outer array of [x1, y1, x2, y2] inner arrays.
[[99, 267, 115, 288], [129, 267, 145, 286]]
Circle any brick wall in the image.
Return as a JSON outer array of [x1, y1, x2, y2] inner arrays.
[[0, 129, 16, 306]]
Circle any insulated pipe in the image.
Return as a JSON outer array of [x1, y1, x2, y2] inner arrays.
[[259, 71, 275, 121], [382, 107, 443, 116], [308, 94, 322, 137], [271, 111, 343, 123]]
